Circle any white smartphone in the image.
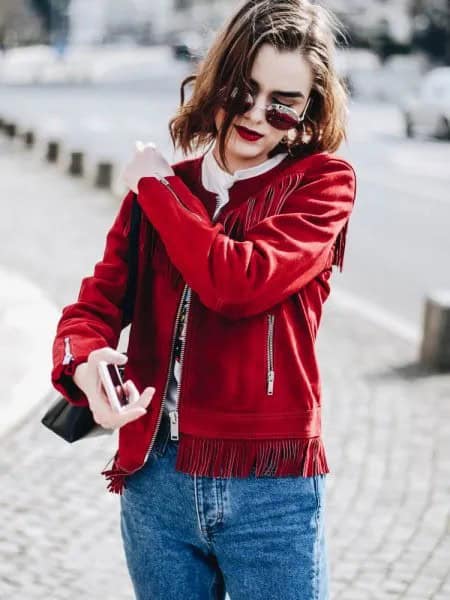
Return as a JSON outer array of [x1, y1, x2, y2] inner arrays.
[[98, 361, 128, 412]]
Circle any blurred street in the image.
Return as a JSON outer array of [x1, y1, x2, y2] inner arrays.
[[1, 85, 450, 598]]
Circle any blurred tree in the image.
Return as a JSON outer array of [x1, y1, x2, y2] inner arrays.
[[336, 16, 410, 63], [410, 0, 450, 64], [29, 0, 71, 54], [371, 17, 411, 62]]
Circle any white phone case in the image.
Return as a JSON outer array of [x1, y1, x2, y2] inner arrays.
[[98, 361, 123, 412]]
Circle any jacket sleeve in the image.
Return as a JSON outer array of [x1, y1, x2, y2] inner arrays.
[[137, 157, 356, 319], [51, 191, 135, 405]]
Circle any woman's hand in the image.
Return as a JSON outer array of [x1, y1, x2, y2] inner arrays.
[[73, 347, 155, 430], [121, 141, 175, 193]]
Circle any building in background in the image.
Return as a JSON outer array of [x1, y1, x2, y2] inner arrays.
[[68, 0, 156, 45], [0, 0, 43, 49], [321, 0, 413, 44], [1, 0, 448, 67], [69, 0, 240, 46], [170, 0, 241, 30], [68, 0, 106, 45]]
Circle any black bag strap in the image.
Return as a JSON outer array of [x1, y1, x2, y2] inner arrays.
[[121, 194, 141, 328]]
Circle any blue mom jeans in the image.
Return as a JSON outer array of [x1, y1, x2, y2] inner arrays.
[[120, 414, 329, 600]]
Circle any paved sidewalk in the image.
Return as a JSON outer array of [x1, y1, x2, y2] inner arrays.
[[0, 140, 449, 599]]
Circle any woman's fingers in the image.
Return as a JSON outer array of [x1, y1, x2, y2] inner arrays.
[[90, 379, 117, 428], [139, 386, 155, 409], [90, 380, 155, 430], [84, 345, 154, 430], [123, 379, 140, 404], [135, 140, 156, 151], [116, 407, 148, 428], [89, 347, 127, 367], [123, 381, 155, 409]]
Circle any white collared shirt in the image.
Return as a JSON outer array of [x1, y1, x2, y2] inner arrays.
[[201, 143, 288, 220]]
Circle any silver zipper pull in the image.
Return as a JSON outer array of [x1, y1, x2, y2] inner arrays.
[[154, 175, 203, 222], [267, 370, 275, 395], [62, 336, 73, 365], [169, 410, 179, 440]]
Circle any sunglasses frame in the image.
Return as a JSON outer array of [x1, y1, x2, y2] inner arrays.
[[224, 86, 311, 131]]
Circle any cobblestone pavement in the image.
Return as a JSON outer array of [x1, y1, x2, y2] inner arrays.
[[320, 311, 450, 600], [1, 141, 449, 599]]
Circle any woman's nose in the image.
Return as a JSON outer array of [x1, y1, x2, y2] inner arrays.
[[245, 95, 266, 123]]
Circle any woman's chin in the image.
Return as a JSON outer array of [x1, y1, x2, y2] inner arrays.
[[229, 138, 267, 160]]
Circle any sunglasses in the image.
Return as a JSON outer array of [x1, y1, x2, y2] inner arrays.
[[221, 86, 311, 131]]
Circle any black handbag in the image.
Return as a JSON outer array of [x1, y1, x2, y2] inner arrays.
[[41, 195, 142, 443]]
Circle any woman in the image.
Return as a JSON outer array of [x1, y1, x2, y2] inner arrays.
[[51, 0, 356, 598]]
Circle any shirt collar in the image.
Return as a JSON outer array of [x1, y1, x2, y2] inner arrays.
[[201, 143, 288, 195]]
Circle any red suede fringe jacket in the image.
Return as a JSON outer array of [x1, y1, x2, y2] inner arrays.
[[51, 149, 357, 494]]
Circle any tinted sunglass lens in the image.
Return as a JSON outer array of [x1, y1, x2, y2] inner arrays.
[[225, 89, 253, 114], [266, 107, 299, 130]]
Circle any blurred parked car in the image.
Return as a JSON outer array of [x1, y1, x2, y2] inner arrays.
[[401, 67, 450, 140], [170, 29, 216, 63], [171, 30, 203, 61]]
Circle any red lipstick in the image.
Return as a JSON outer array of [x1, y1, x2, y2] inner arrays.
[[235, 125, 263, 142]]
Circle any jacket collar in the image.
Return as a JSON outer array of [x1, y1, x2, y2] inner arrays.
[[172, 149, 330, 217], [201, 143, 289, 197]]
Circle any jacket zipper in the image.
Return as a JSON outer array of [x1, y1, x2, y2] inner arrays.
[[157, 176, 202, 221], [102, 283, 190, 478], [266, 314, 275, 395], [142, 283, 191, 463], [152, 175, 204, 440], [111, 177, 197, 474], [62, 336, 73, 365], [169, 287, 192, 440]]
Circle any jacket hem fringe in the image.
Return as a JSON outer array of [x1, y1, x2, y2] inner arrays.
[[101, 454, 129, 495], [100, 435, 330, 494], [332, 222, 348, 272], [175, 434, 330, 478]]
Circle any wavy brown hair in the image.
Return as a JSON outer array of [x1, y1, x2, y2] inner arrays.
[[169, 0, 349, 171]]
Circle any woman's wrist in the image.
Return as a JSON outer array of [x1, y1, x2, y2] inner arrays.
[[73, 362, 89, 393]]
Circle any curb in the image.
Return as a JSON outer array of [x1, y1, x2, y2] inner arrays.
[[0, 115, 127, 201], [0, 266, 60, 438]]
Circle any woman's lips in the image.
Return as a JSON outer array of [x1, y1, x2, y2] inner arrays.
[[235, 125, 263, 142]]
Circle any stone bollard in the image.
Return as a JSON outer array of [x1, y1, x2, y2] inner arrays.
[[46, 140, 60, 163], [23, 130, 35, 148], [68, 151, 84, 176], [420, 291, 450, 371], [95, 162, 113, 189], [5, 122, 17, 138]]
